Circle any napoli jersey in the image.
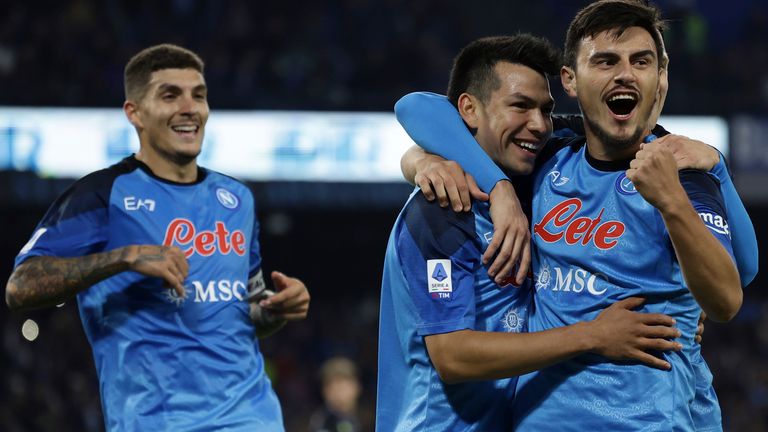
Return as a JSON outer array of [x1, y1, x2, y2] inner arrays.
[[512, 138, 734, 431], [377, 189, 532, 431], [14, 156, 283, 432]]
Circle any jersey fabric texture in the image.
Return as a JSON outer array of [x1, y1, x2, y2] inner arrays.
[[14, 156, 283, 432], [377, 188, 531, 431], [514, 137, 733, 431]]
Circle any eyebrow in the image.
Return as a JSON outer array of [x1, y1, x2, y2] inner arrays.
[[510, 92, 555, 107], [156, 83, 208, 93], [590, 49, 657, 62]]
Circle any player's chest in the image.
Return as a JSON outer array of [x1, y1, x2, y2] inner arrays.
[[532, 160, 666, 260], [106, 180, 252, 266]]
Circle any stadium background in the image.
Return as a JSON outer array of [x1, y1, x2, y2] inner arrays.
[[1, 0, 766, 430]]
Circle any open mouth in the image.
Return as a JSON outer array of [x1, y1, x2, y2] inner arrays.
[[605, 92, 638, 118]]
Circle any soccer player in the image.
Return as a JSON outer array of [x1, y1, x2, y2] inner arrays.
[[395, 1, 752, 429], [4, 44, 310, 431], [377, 34, 686, 431]]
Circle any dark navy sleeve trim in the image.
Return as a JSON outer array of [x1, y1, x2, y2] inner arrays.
[[679, 170, 725, 217], [402, 193, 478, 258]]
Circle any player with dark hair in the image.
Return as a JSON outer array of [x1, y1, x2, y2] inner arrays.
[[376, 34, 685, 431], [395, 1, 755, 429], [5, 43, 310, 431]]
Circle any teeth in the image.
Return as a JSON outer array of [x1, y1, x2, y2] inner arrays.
[[172, 125, 197, 132], [608, 94, 636, 102], [514, 140, 539, 151]]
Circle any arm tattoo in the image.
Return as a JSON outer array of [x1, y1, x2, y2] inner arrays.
[[6, 248, 130, 310]]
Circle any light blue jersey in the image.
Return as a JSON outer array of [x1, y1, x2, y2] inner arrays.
[[14, 156, 283, 432], [514, 138, 734, 430], [377, 189, 531, 431]]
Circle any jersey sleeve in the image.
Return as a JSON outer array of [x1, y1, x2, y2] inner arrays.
[[708, 153, 758, 286], [247, 191, 263, 279], [394, 92, 508, 194], [679, 170, 734, 260], [14, 171, 112, 268], [396, 193, 482, 336]]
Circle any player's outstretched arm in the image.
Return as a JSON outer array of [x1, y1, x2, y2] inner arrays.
[[6, 245, 189, 311], [627, 143, 742, 322], [248, 271, 309, 338], [425, 297, 681, 384]]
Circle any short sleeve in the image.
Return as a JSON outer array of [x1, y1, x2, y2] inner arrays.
[[396, 193, 482, 336], [679, 170, 734, 260], [14, 170, 112, 268]]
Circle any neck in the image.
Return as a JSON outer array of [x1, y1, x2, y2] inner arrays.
[[135, 149, 198, 183]]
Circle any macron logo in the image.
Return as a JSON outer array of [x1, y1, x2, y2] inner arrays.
[[427, 259, 452, 298]]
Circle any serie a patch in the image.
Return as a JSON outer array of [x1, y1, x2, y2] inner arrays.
[[427, 259, 452, 297]]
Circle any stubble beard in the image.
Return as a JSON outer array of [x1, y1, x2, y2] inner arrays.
[[584, 115, 644, 156]]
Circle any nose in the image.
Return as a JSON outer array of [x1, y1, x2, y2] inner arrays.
[[527, 109, 549, 136], [614, 59, 636, 86], [178, 94, 200, 115]]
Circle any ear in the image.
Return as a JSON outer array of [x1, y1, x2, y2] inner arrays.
[[457, 93, 481, 129], [123, 100, 143, 130], [560, 66, 577, 98]]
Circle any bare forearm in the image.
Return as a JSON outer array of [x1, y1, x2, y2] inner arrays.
[[6, 249, 131, 310], [661, 202, 742, 322], [426, 325, 593, 384]]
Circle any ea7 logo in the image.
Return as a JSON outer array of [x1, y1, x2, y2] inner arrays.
[[698, 212, 730, 237], [124, 196, 156, 211]]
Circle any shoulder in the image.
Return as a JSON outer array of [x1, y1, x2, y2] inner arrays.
[[679, 169, 722, 198], [52, 157, 139, 217], [679, 169, 725, 212], [536, 136, 586, 168], [400, 192, 478, 256]]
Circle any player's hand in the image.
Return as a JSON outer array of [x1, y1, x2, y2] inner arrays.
[[695, 311, 706, 344], [125, 245, 189, 298], [587, 297, 682, 370], [653, 134, 719, 171], [255, 271, 310, 322], [414, 155, 489, 211], [485, 181, 531, 286], [626, 142, 687, 212]]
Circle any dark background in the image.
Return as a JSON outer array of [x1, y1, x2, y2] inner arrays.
[[1, 0, 766, 431]]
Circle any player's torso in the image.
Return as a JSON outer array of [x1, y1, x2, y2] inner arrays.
[[531, 144, 698, 337], [78, 167, 281, 431], [377, 192, 529, 432], [80, 168, 254, 324], [514, 142, 702, 430]]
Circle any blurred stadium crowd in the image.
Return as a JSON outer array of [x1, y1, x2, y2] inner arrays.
[[1, 0, 768, 114], [1, 0, 767, 431]]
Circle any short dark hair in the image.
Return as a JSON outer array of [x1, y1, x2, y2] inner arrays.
[[446, 34, 561, 107], [564, 0, 666, 69], [124, 43, 204, 101]]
